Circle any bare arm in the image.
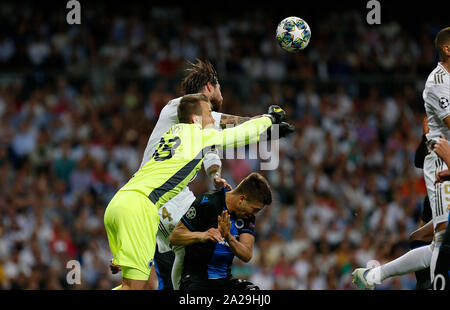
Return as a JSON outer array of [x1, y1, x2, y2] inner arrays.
[[409, 220, 434, 244], [433, 136, 450, 168], [444, 115, 450, 131], [226, 233, 254, 263], [218, 211, 254, 263], [169, 220, 223, 247], [219, 113, 259, 129]]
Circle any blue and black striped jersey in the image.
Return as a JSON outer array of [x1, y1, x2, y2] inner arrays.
[[181, 188, 256, 279]]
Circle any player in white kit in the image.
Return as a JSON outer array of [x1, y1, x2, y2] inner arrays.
[[109, 60, 246, 287], [140, 59, 293, 290], [144, 60, 248, 290], [352, 27, 450, 289], [109, 59, 294, 289]]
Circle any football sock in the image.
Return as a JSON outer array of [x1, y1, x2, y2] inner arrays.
[[365, 245, 432, 285], [171, 246, 185, 290], [430, 231, 444, 282], [410, 240, 431, 290], [433, 227, 450, 290]]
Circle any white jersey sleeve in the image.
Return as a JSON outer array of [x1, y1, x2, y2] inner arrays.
[[203, 111, 222, 171], [202, 148, 221, 171], [211, 111, 222, 129], [424, 63, 450, 141]]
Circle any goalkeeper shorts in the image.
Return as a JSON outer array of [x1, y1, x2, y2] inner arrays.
[[104, 190, 160, 281]]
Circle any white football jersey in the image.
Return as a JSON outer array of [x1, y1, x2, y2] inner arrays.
[[424, 63, 450, 141], [139, 96, 223, 169]]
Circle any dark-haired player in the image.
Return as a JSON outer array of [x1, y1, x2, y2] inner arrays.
[[136, 59, 293, 290], [409, 116, 433, 290], [427, 136, 450, 290], [170, 172, 272, 290], [352, 26, 450, 289], [104, 93, 283, 290]]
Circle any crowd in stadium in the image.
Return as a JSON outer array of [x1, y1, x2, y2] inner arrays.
[[0, 3, 442, 289]]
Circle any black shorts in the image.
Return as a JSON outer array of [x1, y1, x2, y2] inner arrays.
[[154, 246, 175, 290], [180, 274, 259, 291], [421, 195, 432, 223]]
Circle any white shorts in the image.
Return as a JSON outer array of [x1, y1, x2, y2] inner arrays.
[[423, 152, 450, 230], [156, 187, 196, 253]]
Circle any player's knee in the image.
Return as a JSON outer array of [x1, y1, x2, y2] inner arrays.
[[122, 278, 146, 290]]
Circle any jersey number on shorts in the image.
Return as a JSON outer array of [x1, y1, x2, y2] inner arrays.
[[153, 136, 181, 161]]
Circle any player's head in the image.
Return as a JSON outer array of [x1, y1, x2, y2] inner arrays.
[[230, 173, 272, 219], [178, 93, 215, 128], [181, 59, 223, 112], [435, 27, 450, 60]]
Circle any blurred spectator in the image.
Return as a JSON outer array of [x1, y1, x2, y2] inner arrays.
[[0, 3, 439, 290]]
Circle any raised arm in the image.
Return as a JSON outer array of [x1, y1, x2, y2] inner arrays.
[[433, 136, 450, 168], [219, 113, 257, 129], [217, 211, 254, 263], [444, 116, 450, 130], [170, 220, 223, 247], [202, 116, 273, 149]]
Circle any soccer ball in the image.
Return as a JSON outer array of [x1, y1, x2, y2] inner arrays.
[[276, 16, 311, 53]]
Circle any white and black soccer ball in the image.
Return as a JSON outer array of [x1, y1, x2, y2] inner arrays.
[[276, 16, 311, 53]]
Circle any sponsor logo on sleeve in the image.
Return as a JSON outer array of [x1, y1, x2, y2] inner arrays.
[[186, 206, 196, 219], [235, 219, 245, 229]]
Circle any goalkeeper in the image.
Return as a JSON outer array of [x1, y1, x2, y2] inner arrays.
[[103, 93, 285, 290]]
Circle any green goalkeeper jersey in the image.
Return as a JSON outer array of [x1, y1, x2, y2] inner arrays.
[[119, 116, 272, 209]]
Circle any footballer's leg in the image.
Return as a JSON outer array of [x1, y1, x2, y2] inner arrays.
[[430, 226, 446, 283], [118, 265, 157, 290], [409, 220, 433, 289], [353, 195, 435, 289], [156, 188, 195, 290], [154, 244, 175, 290], [104, 190, 160, 290], [432, 215, 450, 290], [423, 154, 449, 283], [171, 245, 186, 290], [429, 179, 450, 283], [353, 154, 447, 289], [353, 240, 433, 289]]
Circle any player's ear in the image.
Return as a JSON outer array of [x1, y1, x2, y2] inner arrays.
[[239, 194, 246, 202], [192, 114, 202, 124], [205, 82, 213, 94]]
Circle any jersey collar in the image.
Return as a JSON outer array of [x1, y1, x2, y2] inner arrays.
[[438, 62, 449, 75]]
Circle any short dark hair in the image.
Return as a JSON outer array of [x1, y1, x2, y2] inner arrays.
[[435, 27, 450, 59], [234, 172, 272, 206], [181, 59, 218, 94], [177, 93, 208, 124]]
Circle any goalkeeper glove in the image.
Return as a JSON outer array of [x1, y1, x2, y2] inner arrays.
[[261, 122, 295, 140], [263, 105, 286, 124]]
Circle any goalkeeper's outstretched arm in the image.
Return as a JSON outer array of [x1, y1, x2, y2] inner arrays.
[[202, 116, 273, 150]]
